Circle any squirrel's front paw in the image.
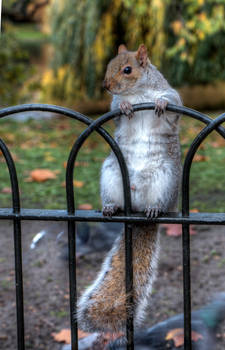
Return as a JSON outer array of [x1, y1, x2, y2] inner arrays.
[[145, 206, 162, 218], [102, 204, 118, 217], [155, 98, 168, 117], [120, 101, 134, 119]]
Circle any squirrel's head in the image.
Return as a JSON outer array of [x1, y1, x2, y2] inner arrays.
[[103, 44, 150, 95]]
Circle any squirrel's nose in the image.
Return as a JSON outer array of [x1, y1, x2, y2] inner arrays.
[[103, 79, 110, 90]]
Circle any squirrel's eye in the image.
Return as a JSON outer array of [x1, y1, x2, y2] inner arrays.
[[123, 66, 132, 74]]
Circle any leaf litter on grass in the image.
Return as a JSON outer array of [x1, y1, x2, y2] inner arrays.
[[0, 115, 224, 212]]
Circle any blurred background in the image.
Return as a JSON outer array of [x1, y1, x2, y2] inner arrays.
[[0, 1, 225, 349], [0, 0, 225, 212], [1, 0, 225, 111]]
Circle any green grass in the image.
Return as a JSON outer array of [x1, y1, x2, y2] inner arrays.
[[0, 112, 224, 212], [9, 24, 47, 44], [0, 116, 112, 210], [7, 23, 48, 58], [180, 112, 225, 212]]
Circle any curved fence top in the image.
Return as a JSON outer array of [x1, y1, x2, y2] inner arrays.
[[0, 103, 224, 217], [0, 103, 225, 350]]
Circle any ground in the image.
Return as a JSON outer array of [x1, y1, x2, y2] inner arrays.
[[0, 112, 224, 349], [0, 220, 225, 350]]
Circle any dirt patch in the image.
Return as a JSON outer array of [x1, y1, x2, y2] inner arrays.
[[0, 221, 225, 349]]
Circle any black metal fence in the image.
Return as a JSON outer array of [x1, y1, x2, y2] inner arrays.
[[0, 103, 225, 350]]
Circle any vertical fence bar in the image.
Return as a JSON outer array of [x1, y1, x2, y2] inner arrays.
[[66, 153, 78, 350], [125, 223, 134, 350], [1, 104, 223, 350], [14, 218, 25, 350], [182, 223, 192, 350], [0, 139, 25, 350], [68, 220, 78, 350], [65, 110, 134, 350], [182, 113, 225, 350]]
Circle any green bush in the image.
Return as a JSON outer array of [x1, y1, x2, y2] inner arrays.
[[0, 33, 33, 106], [48, 0, 225, 103]]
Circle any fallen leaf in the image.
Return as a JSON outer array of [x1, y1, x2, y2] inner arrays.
[[30, 169, 57, 182], [162, 224, 196, 236], [162, 224, 182, 237], [166, 328, 203, 347], [50, 142, 57, 148], [190, 208, 199, 213], [44, 152, 55, 162], [74, 180, 84, 188], [210, 139, 225, 148], [1, 187, 12, 193], [83, 332, 124, 349], [78, 203, 93, 210], [193, 154, 209, 162], [78, 329, 91, 339], [166, 328, 184, 347], [0, 334, 8, 341], [52, 329, 70, 344], [61, 180, 85, 188], [51, 329, 92, 344], [63, 161, 89, 168]]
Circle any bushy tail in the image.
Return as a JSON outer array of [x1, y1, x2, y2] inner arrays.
[[77, 224, 159, 333]]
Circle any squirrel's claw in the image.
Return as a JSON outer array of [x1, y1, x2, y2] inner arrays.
[[102, 204, 118, 217], [120, 101, 134, 119], [145, 206, 162, 218], [155, 98, 168, 117]]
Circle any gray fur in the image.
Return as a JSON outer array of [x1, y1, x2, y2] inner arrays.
[[77, 56, 182, 333], [101, 62, 182, 213]]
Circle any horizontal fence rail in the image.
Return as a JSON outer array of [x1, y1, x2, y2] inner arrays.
[[0, 103, 224, 350]]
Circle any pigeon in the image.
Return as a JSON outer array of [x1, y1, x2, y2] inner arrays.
[[61, 222, 123, 259], [108, 294, 225, 350]]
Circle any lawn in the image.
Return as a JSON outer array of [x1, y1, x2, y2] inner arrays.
[[0, 110, 224, 212]]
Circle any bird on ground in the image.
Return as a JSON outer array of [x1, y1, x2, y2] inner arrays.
[[108, 294, 225, 350]]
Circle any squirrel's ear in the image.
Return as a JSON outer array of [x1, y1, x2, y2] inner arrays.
[[118, 44, 128, 54], [136, 44, 148, 67]]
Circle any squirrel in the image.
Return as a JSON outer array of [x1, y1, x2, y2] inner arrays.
[[77, 44, 182, 333]]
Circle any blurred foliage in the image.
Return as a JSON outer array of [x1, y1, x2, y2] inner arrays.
[[2, 0, 50, 22], [0, 33, 35, 107], [164, 0, 225, 86], [8, 23, 48, 58], [45, 0, 225, 103]]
